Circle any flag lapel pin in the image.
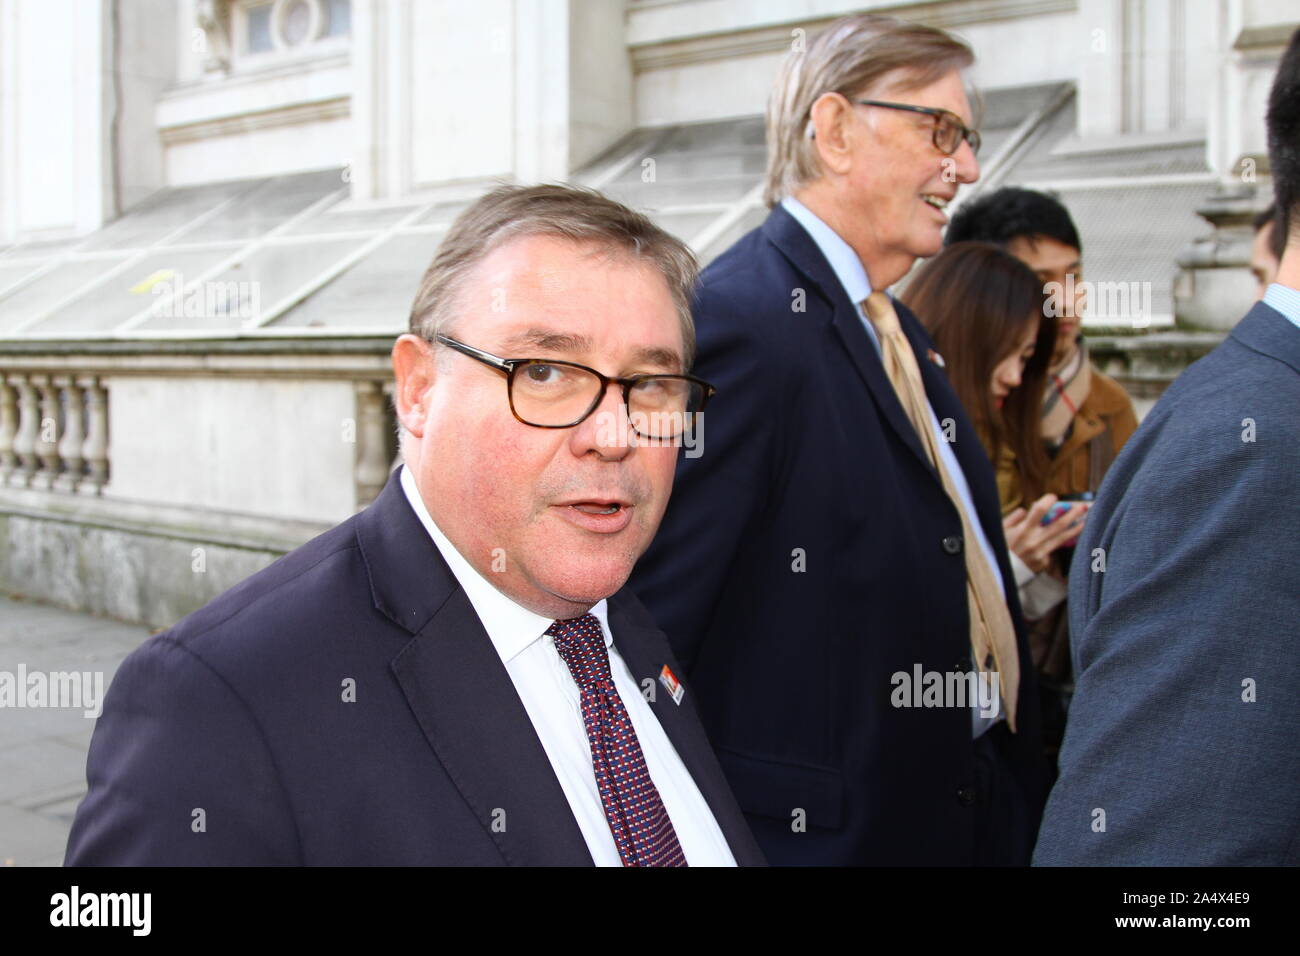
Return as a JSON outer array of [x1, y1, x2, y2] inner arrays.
[[658, 665, 685, 705]]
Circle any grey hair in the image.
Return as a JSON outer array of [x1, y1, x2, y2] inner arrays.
[[407, 182, 700, 369], [763, 14, 975, 207]]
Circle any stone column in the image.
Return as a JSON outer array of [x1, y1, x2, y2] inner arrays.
[[0, 374, 17, 483], [82, 377, 109, 494], [1174, 185, 1266, 329], [1176, 2, 1297, 327], [13, 375, 39, 486], [354, 379, 389, 508], [33, 375, 61, 489], [54, 375, 86, 492]]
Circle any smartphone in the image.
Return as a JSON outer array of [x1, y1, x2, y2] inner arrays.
[[1041, 493, 1093, 527], [1040, 502, 1074, 526]]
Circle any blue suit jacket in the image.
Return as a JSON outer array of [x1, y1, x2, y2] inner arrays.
[[629, 205, 1047, 865], [64, 470, 765, 866], [1034, 302, 1300, 865]]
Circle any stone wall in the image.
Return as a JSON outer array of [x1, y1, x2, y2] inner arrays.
[[0, 509, 289, 630]]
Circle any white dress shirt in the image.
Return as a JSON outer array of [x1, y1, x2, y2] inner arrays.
[[399, 465, 737, 866], [781, 196, 1010, 735]]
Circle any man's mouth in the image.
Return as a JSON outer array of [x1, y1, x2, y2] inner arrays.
[[554, 498, 636, 534], [570, 502, 623, 515], [922, 194, 950, 212]]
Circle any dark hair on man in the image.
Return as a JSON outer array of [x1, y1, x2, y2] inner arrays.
[[1266, 27, 1300, 245], [1253, 202, 1288, 262], [944, 186, 1082, 254], [1251, 204, 1276, 232]]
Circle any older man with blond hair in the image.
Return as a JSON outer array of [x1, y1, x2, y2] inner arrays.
[[65, 184, 764, 867], [632, 14, 1048, 865]]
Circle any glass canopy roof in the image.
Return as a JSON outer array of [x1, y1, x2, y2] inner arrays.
[[0, 83, 1211, 340]]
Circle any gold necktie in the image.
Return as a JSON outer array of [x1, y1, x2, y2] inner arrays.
[[864, 292, 1020, 732]]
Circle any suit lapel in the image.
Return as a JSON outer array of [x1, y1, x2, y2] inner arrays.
[[903, 303, 1003, 532], [390, 590, 594, 866], [761, 206, 1015, 608], [607, 594, 767, 866], [357, 471, 592, 866], [762, 206, 936, 476], [906, 308, 1022, 596]]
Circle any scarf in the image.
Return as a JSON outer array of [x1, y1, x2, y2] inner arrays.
[[1042, 337, 1091, 449]]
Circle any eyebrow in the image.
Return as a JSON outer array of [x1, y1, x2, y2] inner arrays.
[[630, 345, 685, 372], [499, 328, 591, 355], [1035, 261, 1083, 278], [499, 327, 683, 373]]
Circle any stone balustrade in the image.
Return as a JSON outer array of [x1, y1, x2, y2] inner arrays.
[[0, 373, 110, 493], [0, 337, 398, 515], [0, 336, 401, 627]]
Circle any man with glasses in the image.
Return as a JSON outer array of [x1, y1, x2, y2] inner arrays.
[[631, 13, 1048, 865], [65, 184, 764, 867]]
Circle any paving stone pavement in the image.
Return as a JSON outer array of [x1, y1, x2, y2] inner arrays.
[[0, 595, 152, 867]]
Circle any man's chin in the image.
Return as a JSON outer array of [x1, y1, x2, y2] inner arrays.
[[909, 232, 945, 261], [1056, 327, 1080, 355], [532, 562, 637, 614]]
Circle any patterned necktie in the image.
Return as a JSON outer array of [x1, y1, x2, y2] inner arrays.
[[547, 613, 688, 866], [864, 292, 1021, 732]]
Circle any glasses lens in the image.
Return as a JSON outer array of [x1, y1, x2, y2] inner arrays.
[[627, 377, 705, 439], [935, 114, 961, 154], [936, 114, 978, 156], [510, 361, 603, 426]]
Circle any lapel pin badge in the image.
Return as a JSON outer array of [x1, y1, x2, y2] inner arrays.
[[658, 665, 685, 705], [927, 348, 946, 369]]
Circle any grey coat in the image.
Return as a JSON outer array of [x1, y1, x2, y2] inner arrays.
[[1034, 302, 1300, 865]]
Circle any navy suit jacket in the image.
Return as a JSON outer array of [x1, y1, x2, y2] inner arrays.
[[629, 205, 1047, 865], [64, 470, 765, 866], [1034, 302, 1300, 865]]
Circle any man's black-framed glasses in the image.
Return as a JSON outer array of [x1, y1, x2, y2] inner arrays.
[[855, 99, 981, 156], [434, 334, 716, 439]]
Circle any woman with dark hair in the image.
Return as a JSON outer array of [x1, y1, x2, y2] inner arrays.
[[900, 242, 1088, 621]]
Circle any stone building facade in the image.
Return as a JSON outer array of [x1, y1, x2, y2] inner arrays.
[[0, 0, 1295, 624]]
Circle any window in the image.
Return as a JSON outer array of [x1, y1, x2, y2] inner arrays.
[[247, 3, 273, 53], [234, 0, 351, 61], [323, 0, 351, 38]]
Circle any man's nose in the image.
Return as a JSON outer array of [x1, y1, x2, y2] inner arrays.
[[569, 380, 634, 460], [1072, 283, 1088, 318], [953, 139, 980, 184]]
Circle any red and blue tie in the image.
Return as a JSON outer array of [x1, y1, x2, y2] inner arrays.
[[547, 614, 687, 867]]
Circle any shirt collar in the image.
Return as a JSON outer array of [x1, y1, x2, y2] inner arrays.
[[398, 464, 612, 664], [1263, 282, 1300, 333], [781, 195, 876, 305]]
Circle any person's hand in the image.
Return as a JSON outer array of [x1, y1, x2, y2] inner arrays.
[[1002, 495, 1089, 574]]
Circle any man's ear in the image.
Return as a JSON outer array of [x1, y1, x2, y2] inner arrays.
[[808, 92, 855, 176], [391, 333, 436, 440]]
